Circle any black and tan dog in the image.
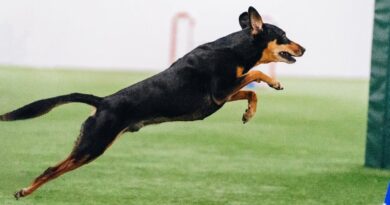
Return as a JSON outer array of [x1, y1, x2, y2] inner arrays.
[[1, 7, 304, 199]]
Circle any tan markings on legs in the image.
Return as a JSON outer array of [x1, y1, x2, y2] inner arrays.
[[233, 70, 283, 95], [228, 90, 258, 123], [14, 125, 129, 199], [213, 70, 282, 105], [14, 156, 89, 199]]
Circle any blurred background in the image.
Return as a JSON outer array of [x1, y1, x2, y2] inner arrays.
[[0, 0, 374, 77], [2, 1, 390, 205]]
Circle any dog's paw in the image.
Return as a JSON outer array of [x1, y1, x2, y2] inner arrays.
[[242, 108, 254, 124], [269, 81, 284, 90], [14, 189, 24, 200]]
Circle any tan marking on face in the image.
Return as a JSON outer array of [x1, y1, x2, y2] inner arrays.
[[256, 40, 303, 65], [236, 66, 245, 77], [288, 42, 305, 56]]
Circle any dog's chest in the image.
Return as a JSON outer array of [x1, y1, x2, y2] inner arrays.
[[127, 97, 222, 132]]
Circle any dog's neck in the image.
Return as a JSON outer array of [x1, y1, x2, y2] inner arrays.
[[227, 29, 269, 71]]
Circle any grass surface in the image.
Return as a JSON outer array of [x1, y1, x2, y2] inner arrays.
[[0, 67, 389, 205]]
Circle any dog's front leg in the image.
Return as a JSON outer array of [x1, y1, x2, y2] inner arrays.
[[223, 70, 283, 123], [239, 70, 283, 91], [212, 70, 282, 106], [225, 70, 283, 99], [228, 90, 257, 123]]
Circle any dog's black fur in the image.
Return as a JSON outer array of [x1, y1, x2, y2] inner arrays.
[[1, 7, 304, 199]]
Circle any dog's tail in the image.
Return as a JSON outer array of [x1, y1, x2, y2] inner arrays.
[[0, 93, 102, 121]]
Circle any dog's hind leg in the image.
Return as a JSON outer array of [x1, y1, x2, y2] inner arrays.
[[14, 155, 88, 199], [14, 112, 127, 199], [228, 90, 257, 123]]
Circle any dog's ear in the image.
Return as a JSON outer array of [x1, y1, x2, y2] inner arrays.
[[248, 6, 263, 35], [239, 12, 249, 29]]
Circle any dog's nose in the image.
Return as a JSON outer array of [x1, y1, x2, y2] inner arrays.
[[300, 47, 306, 55]]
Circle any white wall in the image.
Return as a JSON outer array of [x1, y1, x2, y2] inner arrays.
[[0, 0, 375, 77]]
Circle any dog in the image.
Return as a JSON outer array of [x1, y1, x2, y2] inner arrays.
[[0, 7, 305, 199]]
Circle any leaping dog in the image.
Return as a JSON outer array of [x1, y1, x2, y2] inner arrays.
[[0, 7, 305, 199]]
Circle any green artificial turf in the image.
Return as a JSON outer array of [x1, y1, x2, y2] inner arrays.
[[0, 66, 389, 205]]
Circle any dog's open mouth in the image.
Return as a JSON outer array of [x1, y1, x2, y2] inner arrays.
[[279, 51, 297, 63]]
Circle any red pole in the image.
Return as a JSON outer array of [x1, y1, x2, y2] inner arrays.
[[169, 16, 178, 65], [169, 12, 195, 65]]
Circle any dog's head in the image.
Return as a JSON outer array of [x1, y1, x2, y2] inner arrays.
[[239, 7, 305, 64]]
